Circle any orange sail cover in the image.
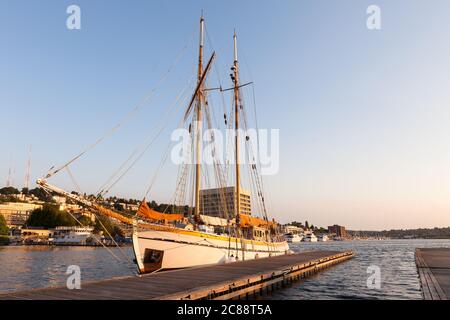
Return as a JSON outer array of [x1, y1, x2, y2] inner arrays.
[[93, 204, 133, 225], [238, 214, 274, 227], [137, 200, 184, 221]]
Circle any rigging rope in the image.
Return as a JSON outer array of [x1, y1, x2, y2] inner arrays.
[[99, 77, 195, 198], [39, 187, 132, 266], [44, 29, 196, 181], [63, 167, 137, 268]]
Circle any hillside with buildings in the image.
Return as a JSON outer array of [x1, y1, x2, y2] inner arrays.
[[349, 228, 450, 239], [0, 184, 198, 246]]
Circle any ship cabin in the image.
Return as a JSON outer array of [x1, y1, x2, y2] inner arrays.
[[241, 225, 270, 242]]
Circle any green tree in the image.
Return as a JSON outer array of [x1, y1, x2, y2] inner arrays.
[[77, 215, 93, 226], [0, 214, 8, 235], [94, 216, 122, 238], [0, 187, 20, 195], [0, 214, 9, 245], [26, 204, 76, 228], [28, 188, 52, 201]]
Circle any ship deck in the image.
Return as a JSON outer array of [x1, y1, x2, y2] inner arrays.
[[0, 250, 354, 300]]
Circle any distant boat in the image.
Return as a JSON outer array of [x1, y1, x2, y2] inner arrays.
[[52, 226, 94, 245], [285, 233, 302, 243], [303, 233, 318, 242], [318, 234, 328, 242]]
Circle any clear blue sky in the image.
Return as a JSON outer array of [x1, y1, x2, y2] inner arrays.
[[1, 0, 450, 230]]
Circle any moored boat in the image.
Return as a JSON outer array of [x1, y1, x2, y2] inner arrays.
[[303, 233, 318, 242], [36, 14, 289, 274], [284, 233, 302, 243]]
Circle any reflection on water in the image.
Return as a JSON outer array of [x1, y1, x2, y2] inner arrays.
[[1, 239, 450, 299], [0, 246, 136, 293]]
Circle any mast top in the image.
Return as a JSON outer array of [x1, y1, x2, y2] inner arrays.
[[199, 13, 204, 48]]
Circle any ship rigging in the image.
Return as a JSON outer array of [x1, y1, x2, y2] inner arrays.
[[36, 15, 289, 274]]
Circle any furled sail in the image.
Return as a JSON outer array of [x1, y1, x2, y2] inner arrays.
[[93, 204, 133, 225], [200, 215, 230, 227], [137, 200, 184, 221], [238, 214, 274, 227]]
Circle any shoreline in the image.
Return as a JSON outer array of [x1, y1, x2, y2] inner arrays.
[[0, 243, 131, 248], [3, 238, 450, 248]]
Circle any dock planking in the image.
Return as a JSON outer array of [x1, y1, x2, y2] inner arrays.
[[415, 248, 450, 300], [0, 250, 354, 300]]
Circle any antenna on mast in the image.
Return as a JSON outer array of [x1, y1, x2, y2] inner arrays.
[[24, 145, 32, 191], [6, 155, 12, 187], [233, 29, 238, 62]]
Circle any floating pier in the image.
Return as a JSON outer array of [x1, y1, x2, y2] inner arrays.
[[0, 250, 354, 300], [415, 248, 450, 300]]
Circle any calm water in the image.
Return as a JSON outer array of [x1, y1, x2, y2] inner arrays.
[[267, 239, 450, 300], [1, 239, 450, 299]]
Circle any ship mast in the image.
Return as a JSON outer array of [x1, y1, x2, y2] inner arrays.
[[194, 14, 204, 220], [232, 31, 241, 219]]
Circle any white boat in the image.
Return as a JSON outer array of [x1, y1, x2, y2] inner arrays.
[[303, 233, 318, 242], [284, 233, 302, 243], [52, 226, 94, 245], [318, 234, 328, 242], [36, 15, 289, 274]]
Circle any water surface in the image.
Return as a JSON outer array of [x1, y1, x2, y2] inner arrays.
[[1, 239, 449, 299], [266, 239, 450, 300]]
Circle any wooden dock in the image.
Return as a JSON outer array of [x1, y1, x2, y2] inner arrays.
[[415, 248, 450, 300], [0, 250, 354, 300]]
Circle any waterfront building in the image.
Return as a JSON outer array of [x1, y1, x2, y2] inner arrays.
[[116, 203, 139, 212], [283, 225, 304, 235], [20, 227, 54, 244], [0, 202, 42, 227], [328, 224, 348, 238], [199, 187, 251, 217]]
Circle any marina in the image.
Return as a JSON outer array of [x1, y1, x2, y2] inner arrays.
[[1, 1, 450, 305], [0, 250, 353, 300]]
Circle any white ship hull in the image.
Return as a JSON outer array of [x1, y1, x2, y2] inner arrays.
[[132, 226, 290, 273]]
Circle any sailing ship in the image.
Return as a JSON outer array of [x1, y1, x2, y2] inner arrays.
[[36, 15, 289, 274]]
